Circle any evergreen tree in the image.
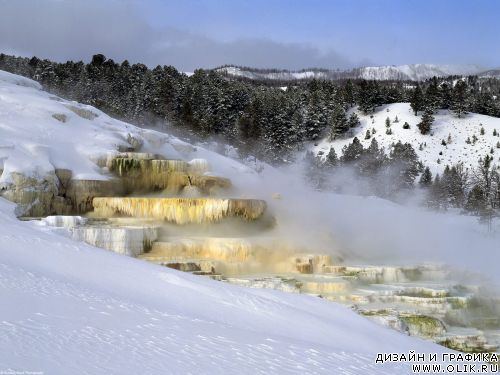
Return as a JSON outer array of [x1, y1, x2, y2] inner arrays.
[[328, 102, 349, 140], [419, 167, 433, 187], [325, 147, 338, 168], [389, 141, 420, 190], [358, 138, 387, 177], [410, 84, 425, 115], [341, 137, 364, 164], [451, 80, 469, 118], [439, 81, 453, 109], [417, 108, 434, 135], [465, 185, 486, 215], [347, 112, 360, 128], [425, 77, 441, 110]]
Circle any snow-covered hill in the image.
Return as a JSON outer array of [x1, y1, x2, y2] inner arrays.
[[0, 70, 456, 374], [216, 66, 330, 80], [0, 70, 252, 186], [2, 196, 444, 374], [479, 68, 500, 79], [216, 64, 484, 81], [356, 64, 483, 81], [313, 103, 500, 176]]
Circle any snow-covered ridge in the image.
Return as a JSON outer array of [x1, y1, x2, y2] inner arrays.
[[479, 68, 500, 79], [217, 64, 485, 81], [216, 66, 330, 80], [357, 64, 483, 81]]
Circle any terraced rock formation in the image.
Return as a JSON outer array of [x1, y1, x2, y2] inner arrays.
[[18, 151, 500, 354]]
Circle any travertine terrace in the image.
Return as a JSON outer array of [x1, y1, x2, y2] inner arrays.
[[29, 151, 500, 354]]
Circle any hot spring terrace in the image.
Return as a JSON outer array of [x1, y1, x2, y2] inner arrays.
[[92, 197, 267, 224]]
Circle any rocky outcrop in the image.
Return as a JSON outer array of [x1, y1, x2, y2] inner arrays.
[[0, 171, 69, 217], [0, 167, 124, 217], [108, 157, 229, 194]]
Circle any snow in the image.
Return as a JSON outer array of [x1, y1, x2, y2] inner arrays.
[[357, 64, 483, 81], [313, 103, 500, 176], [217, 66, 328, 81], [0, 70, 462, 374], [0, 69, 252, 184], [217, 64, 484, 82], [0, 197, 452, 374], [0, 69, 42, 89]]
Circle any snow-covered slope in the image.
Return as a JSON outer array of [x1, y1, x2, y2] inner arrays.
[[0, 197, 451, 374], [0, 71, 451, 374], [479, 68, 500, 79], [217, 64, 484, 81], [357, 64, 483, 81], [313, 103, 500, 176], [216, 66, 330, 80], [0, 70, 252, 184]]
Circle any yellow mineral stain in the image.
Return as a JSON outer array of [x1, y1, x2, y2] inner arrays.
[[92, 197, 267, 224]]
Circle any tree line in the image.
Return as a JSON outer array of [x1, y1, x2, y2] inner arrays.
[[308, 138, 500, 226], [2, 53, 499, 163]]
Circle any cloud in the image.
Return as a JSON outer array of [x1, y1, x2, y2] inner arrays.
[[0, 0, 351, 71]]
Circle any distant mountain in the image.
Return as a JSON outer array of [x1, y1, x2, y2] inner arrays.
[[216, 64, 486, 81], [355, 64, 483, 81], [215, 66, 332, 81], [479, 68, 500, 79]]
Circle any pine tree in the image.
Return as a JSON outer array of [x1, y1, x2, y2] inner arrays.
[[451, 80, 469, 118], [403, 122, 410, 129], [365, 129, 371, 140], [342, 80, 355, 107], [389, 141, 420, 190], [358, 138, 387, 178], [329, 102, 349, 140], [341, 137, 364, 164], [325, 147, 338, 168], [428, 174, 447, 210], [348, 113, 360, 128], [440, 81, 453, 109], [465, 185, 486, 215], [385, 117, 391, 127], [419, 167, 433, 187], [417, 108, 434, 135], [425, 77, 441, 110], [410, 84, 425, 115]]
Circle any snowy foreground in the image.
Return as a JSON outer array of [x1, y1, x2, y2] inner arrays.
[[0, 69, 489, 374], [0, 198, 450, 375], [0, 72, 458, 375]]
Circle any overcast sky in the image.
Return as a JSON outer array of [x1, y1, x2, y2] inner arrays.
[[0, 0, 498, 71]]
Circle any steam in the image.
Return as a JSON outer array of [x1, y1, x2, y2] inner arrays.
[[203, 148, 500, 287]]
